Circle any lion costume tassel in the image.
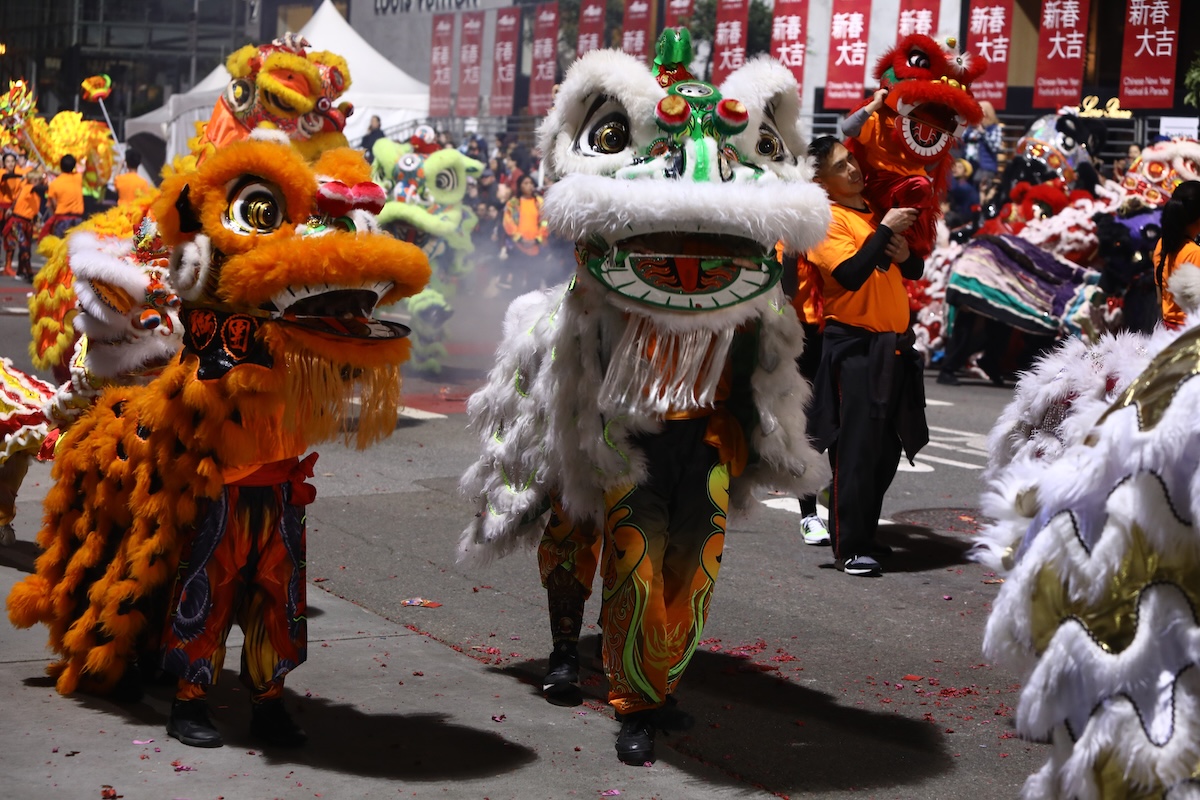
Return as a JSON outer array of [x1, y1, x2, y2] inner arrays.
[[7, 136, 429, 747]]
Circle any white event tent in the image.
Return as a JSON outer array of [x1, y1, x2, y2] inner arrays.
[[125, 0, 428, 174]]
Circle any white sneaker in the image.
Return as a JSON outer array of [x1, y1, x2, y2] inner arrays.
[[800, 514, 830, 546]]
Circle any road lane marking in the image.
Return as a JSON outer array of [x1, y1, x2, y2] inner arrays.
[[761, 496, 893, 525]]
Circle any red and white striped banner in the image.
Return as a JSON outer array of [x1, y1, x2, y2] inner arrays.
[[455, 11, 486, 117], [1033, 0, 1092, 108], [529, 2, 559, 116], [710, 0, 750, 85], [1119, 0, 1181, 109], [577, 0, 606, 60], [770, 0, 809, 87], [489, 7, 521, 117], [428, 13, 454, 118], [964, 0, 1012, 110], [620, 0, 652, 63], [823, 0, 872, 110]]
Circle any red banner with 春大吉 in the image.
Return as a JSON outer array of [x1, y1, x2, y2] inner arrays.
[[529, 2, 559, 116], [897, 0, 939, 40], [964, 0, 1012, 110], [1033, 0, 1092, 108], [770, 0, 809, 87], [577, 0, 606, 60], [490, 7, 521, 117], [428, 13, 454, 118], [1119, 0, 1181, 109], [456, 11, 486, 117], [823, 0, 871, 111], [711, 0, 750, 85], [621, 0, 652, 63]]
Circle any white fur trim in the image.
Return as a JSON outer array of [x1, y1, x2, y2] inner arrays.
[[718, 55, 813, 182], [1167, 262, 1200, 314], [543, 173, 831, 254], [169, 234, 212, 301]]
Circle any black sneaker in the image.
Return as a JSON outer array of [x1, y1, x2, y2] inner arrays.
[[250, 699, 307, 747], [542, 645, 582, 706], [837, 554, 883, 577], [936, 370, 960, 386], [615, 710, 656, 765], [166, 698, 223, 748]]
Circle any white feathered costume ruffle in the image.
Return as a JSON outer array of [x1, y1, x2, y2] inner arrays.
[[457, 271, 829, 566], [976, 264, 1200, 799]]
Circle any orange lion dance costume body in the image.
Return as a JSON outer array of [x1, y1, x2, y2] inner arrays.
[[6, 135, 430, 748], [841, 34, 988, 258]]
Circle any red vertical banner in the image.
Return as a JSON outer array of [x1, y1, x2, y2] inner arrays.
[[529, 2, 559, 116], [822, 0, 871, 111], [456, 11, 486, 117], [965, 0, 1012, 110], [711, 0, 750, 85], [1119, 0, 1181, 109], [896, 0, 939, 40], [665, 0, 694, 27], [577, 0, 606, 60], [1033, 0, 1092, 108], [490, 7, 521, 117], [428, 13, 454, 118], [621, 0, 652, 63], [770, 0, 809, 88]]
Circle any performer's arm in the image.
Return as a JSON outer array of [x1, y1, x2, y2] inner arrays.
[[839, 88, 888, 138], [831, 226, 894, 290]]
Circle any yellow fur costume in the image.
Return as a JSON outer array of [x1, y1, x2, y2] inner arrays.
[[6, 138, 430, 695]]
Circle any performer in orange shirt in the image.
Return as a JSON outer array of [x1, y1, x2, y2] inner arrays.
[[41, 154, 86, 239], [805, 136, 929, 577], [113, 150, 153, 206], [1153, 180, 1200, 329], [3, 167, 43, 279]]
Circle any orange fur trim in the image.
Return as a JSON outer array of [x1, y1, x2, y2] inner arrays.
[[311, 147, 371, 185]]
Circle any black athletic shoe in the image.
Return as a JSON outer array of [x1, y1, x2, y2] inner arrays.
[[542, 645, 582, 706], [936, 370, 960, 386], [166, 699, 223, 748], [615, 710, 656, 765], [250, 699, 307, 747], [837, 554, 883, 577]]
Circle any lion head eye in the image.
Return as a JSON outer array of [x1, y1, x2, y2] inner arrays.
[[590, 119, 630, 154], [434, 169, 458, 192], [756, 128, 783, 161], [226, 179, 285, 235], [907, 51, 931, 70]]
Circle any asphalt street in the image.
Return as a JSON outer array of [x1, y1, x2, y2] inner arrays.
[[0, 268, 1047, 799]]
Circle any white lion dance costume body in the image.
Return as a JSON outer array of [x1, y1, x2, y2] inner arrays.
[[977, 261, 1200, 797], [458, 30, 831, 764]]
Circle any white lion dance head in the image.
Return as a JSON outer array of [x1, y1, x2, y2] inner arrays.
[[537, 28, 830, 414]]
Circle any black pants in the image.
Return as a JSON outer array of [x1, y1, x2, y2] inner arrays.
[[940, 308, 1008, 379], [828, 350, 904, 560]]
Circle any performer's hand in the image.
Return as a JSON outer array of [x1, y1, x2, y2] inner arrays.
[[865, 88, 888, 114], [885, 233, 910, 264], [880, 207, 918, 233]]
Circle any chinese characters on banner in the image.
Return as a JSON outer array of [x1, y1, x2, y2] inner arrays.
[[770, 0, 808, 87], [1119, 0, 1180, 108], [621, 0, 652, 63], [490, 7, 521, 116], [529, 2, 559, 116], [1033, 0, 1092, 107], [665, 0, 694, 27], [823, 0, 871, 110], [577, 0, 605, 60], [965, 0, 1012, 110], [711, 0, 750, 84], [428, 13, 454, 117], [455, 11, 486, 117], [897, 0, 939, 40]]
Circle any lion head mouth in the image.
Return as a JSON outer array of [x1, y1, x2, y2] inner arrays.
[[585, 231, 779, 311], [261, 281, 409, 339]]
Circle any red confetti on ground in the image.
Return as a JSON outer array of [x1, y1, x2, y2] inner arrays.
[[903, 674, 924, 681], [101, 786, 122, 799], [491, 714, 506, 723], [412, 671, 424, 676]]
